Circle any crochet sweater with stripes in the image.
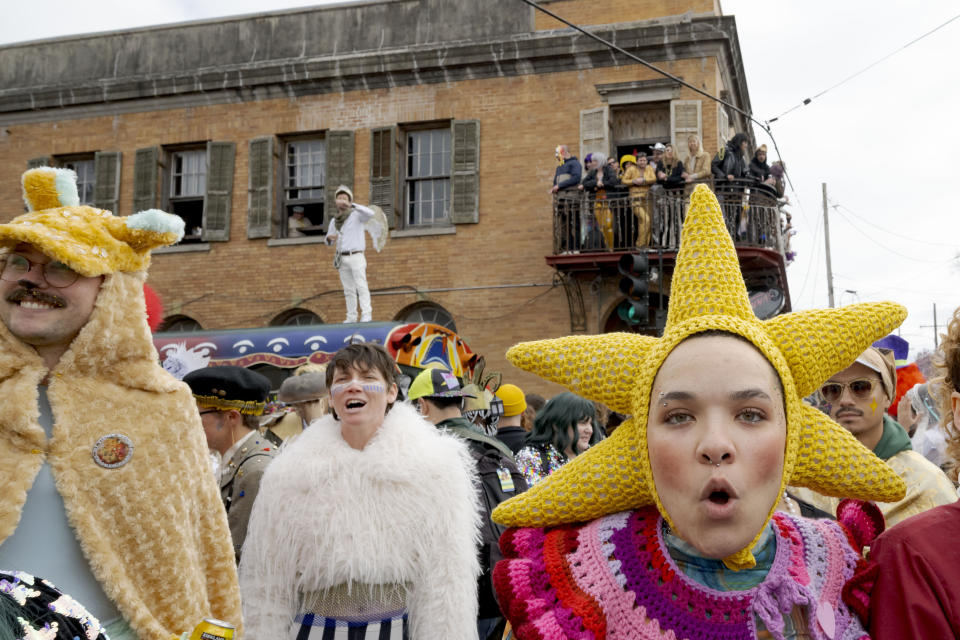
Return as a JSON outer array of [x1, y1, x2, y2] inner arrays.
[[493, 506, 869, 640]]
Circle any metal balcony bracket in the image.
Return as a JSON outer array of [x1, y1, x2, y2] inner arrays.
[[556, 272, 587, 332]]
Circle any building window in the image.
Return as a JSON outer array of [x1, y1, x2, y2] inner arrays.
[[60, 157, 95, 205], [169, 149, 207, 240], [270, 308, 324, 326], [397, 302, 456, 332], [283, 139, 325, 237], [157, 314, 203, 332], [405, 129, 451, 227]]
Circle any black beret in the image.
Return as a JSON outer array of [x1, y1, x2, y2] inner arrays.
[[184, 365, 271, 415]]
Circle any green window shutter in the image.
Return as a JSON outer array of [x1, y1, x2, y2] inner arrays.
[[247, 137, 274, 239], [27, 156, 51, 169], [325, 130, 355, 227], [132, 147, 159, 212], [93, 151, 121, 211], [369, 127, 396, 228], [450, 119, 480, 224], [202, 141, 236, 242]]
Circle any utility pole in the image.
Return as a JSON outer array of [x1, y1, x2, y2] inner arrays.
[[934, 303, 939, 348], [822, 183, 835, 308], [920, 302, 940, 348]]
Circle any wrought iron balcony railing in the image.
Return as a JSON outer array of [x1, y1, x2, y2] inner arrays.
[[551, 179, 784, 256]]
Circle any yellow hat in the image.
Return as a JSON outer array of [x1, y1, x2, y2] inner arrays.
[[619, 154, 636, 168], [0, 167, 184, 277], [495, 383, 527, 417], [492, 184, 907, 570]]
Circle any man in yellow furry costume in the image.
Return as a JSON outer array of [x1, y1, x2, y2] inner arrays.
[[0, 168, 242, 639]]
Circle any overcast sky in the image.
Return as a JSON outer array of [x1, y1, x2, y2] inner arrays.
[[3, 1, 958, 358]]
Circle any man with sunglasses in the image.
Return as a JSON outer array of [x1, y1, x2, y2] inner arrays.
[[184, 365, 277, 562], [795, 346, 955, 526]]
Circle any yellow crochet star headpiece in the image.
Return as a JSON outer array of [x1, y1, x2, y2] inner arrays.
[[493, 184, 907, 570], [0, 167, 184, 276]]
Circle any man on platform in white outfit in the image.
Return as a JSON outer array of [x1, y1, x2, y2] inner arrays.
[[325, 185, 374, 323]]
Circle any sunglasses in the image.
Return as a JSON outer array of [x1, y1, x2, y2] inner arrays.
[[819, 378, 877, 404]]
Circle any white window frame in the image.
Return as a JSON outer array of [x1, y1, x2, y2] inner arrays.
[[404, 128, 452, 227]]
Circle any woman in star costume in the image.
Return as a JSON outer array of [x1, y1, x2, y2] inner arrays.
[[492, 184, 908, 640]]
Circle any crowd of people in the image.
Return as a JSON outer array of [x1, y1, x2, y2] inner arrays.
[[552, 134, 794, 255], [3, 166, 960, 640]]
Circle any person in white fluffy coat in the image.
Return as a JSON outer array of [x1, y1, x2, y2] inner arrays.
[[240, 343, 480, 639]]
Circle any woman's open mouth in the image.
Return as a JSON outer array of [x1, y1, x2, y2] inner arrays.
[[700, 478, 739, 518], [708, 489, 731, 505]]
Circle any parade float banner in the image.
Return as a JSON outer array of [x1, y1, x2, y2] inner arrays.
[[154, 321, 477, 379]]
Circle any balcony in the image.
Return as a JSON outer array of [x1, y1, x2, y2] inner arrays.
[[550, 179, 785, 258], [548, 179, 791, 330]]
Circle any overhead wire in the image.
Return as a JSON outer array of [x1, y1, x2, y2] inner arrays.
[[830, 205, 954, 264], [794, 211, 823, 304], [517, 0, 799, 194], [834, 203, 960, 249], [767, 11, 960, 123]]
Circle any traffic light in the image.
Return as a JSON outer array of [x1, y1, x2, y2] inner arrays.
[[618, 253, 649, 325]]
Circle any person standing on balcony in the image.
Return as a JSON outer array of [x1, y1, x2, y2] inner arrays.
[[550, 145, 582, 253], [748, 144, 772, 184], [649, 142, 666, 174], [580, 152, 616, 250], [748, 144, 778, 206], [681, 134, 711, 187], [711, 133, 749, 201], [656, 144, 685, 191], [619, 154, 655, 247], [711, 133, 750, 237], [653, 144, 686, 246], [325, 185, 374, 323], [603, 156, 626, 249]]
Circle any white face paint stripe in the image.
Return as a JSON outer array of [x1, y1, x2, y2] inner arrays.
[[330, 381, 386, 396]]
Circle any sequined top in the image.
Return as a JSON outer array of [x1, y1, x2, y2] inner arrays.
[[514, 444, 567, 486]]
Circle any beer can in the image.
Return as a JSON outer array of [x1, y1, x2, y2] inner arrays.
[[189, 618, 235, 640]]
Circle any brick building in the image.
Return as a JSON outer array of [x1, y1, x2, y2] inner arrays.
[[0, 0, 784, 396]]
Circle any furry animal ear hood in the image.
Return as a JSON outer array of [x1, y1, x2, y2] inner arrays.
[[0, 167, 184, 277], [492, 184, 907, 571]]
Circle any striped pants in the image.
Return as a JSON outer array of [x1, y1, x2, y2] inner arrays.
[[293, 613, 408, 640]]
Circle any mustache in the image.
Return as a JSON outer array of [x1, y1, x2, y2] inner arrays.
[[835, 408, 863, 417], [7, 288, 66, 308]]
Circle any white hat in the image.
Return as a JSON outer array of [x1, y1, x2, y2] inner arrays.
[[334, 185, 354, 201]]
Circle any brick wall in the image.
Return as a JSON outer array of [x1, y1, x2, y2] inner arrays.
[[0, 58, 724, 398]]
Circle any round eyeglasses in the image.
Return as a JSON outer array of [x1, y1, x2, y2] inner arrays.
[[819, 378, 877, 404], [0, 253, 81, 289]]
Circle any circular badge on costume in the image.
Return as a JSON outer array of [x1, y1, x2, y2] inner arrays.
[[92, 434, 134, 469]]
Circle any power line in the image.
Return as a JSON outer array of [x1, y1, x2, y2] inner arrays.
[[767, 11, 960, 123], [518, 0, 800, 194], [795, 212, 823, 304], [831, 206, 954, 264], [852, 259, 960, 299], [834, 203, 959, 249]]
